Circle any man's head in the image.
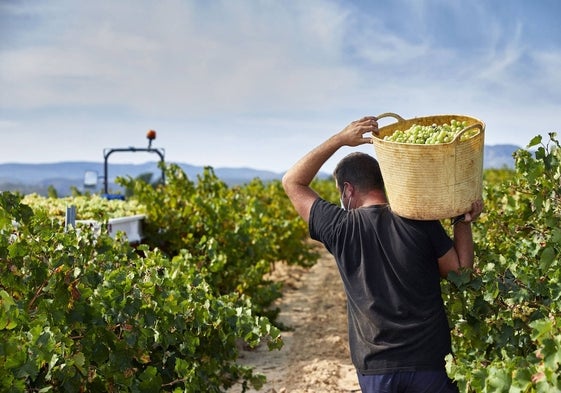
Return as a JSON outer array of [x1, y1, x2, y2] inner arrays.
[[333, 152, 384, 194]]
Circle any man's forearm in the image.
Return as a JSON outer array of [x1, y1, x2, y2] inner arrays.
[[283, 133, 345, 187], [283, 117, 376, 188], [453, 221, 474, 269], [285, 134, 343, 185], [282, 134, 347, 222]]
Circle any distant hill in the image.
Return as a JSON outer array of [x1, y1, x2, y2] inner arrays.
[[0, 144, 520, 197], [483, 144, 520, 169], [0, 161, 284, 196]]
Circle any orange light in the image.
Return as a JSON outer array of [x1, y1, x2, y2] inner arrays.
[[146, 130, 157, 140]]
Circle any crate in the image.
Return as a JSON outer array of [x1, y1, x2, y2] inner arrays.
[[107, 214, 145, 243], [372, 113, 485, 220]]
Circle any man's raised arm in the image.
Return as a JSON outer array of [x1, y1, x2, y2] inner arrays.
[[282, 116, 377, 222]]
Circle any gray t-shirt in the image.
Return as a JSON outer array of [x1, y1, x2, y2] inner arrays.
[[309, 198, 454, 374]]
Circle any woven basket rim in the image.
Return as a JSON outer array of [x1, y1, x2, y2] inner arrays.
[[373, 113, 485, 146]]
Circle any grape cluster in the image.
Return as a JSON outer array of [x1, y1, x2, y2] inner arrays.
[[383, 119, 478, 144]]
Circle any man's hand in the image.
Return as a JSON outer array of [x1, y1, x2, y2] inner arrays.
[[452, 199, 484, 226], [336, 116, 378, 147], [463, 199, 484, 223]]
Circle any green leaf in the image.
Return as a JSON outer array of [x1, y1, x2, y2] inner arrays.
[[540, 338, 561, 369], [551, 228, 561, 244], [539, 246, 556, 270], [72, 352, 86, 376], [485, 366, 511, 391], [174, 357, 190, 377], [530, 318, 553, 340], [509, 367, 533, 393], [138, 366, 163, 392], [447, 269, 471, 287], [527, 135, 543, 148]]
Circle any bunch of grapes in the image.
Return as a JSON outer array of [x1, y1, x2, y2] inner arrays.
[[383, 119, 478, 144]]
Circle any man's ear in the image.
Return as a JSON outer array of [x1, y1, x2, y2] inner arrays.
[[345, 183, 355, 197]]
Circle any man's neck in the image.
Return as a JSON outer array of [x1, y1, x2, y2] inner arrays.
[[357, 190, 388, 208]]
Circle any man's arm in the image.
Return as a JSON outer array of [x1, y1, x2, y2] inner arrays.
[[282, 116, 377, 222], [437, 199, 484, 277]]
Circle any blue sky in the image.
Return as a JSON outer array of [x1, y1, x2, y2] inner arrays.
[[1, 0, 560, 173]]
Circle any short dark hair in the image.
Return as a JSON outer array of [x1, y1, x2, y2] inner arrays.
[[333, 152, 384, 192]]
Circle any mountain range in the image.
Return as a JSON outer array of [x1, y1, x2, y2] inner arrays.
[[0, 144, 519, 197]]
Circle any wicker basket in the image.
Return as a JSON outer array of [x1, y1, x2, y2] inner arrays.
[[372, 113, 485, 220]]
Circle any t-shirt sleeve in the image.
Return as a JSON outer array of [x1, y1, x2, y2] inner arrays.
[[309, 198, 345, 251], [426, 220, 454, 258]]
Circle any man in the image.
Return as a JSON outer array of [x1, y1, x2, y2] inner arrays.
[[282, 116, 483, 393]]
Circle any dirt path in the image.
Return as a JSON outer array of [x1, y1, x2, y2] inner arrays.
[[230, 247, 361, 393]]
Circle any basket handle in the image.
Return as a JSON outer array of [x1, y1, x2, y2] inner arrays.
[[375, 112, 406, 123], [453, 122, 484, 143]]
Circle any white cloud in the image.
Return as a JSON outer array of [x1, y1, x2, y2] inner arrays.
[[0, 0, 559, 171], [3, 2, 356, 125]]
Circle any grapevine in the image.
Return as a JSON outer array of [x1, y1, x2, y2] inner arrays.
[[21, 193, 146, 222], [384, 119, 478, 144], [443, 132, 561, 392], [1, 165, 318, 392], [2, 132, 560, 392]]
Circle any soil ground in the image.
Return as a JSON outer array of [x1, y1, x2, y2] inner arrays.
[[229, 247, 361, 393]]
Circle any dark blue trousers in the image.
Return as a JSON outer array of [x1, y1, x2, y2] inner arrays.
[[357, 370, 459, 393]]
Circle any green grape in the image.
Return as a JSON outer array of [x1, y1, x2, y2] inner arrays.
[[383, 120, 477, 144]]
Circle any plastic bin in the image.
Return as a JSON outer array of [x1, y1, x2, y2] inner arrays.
[[107, 214, 145, 243]]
